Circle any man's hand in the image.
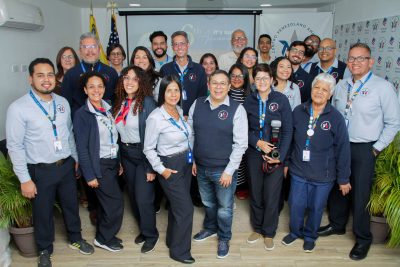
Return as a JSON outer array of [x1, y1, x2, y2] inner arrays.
[[192, 163, 197, 176], [339, 183, 352, 196], [21, 180, 37, 199], [219, 172, 232, 187], [146, 173, 156, 182], [161, 168, 178, 179], [262, 154, 281, 164], [87, 179, 99, 188], [75, 162, 81, 179]]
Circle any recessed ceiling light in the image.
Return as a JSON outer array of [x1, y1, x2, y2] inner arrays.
[[129, 3, 141, 7], [260, 4, 272, 7]]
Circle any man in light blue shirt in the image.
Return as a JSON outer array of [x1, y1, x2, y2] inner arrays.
[[149, 31, 172, 71], [6, 58, 94, 267]]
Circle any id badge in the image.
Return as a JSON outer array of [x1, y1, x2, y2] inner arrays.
[[53, 139, 63, 153], [110, 145, 117, 159], [345, 118, 349, 128], [187, 150, 193, 164], [182, 90, 187, 100], [302, 150, 310, 162]]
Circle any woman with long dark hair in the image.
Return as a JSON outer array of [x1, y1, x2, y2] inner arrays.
[[237, 47, 258, 85], [54, 47, 79, 94]]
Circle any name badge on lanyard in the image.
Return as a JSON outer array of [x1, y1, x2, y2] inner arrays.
[[110, 145, 117, 159], [168, 116, 192, 164], [175, 63, 188, 101]]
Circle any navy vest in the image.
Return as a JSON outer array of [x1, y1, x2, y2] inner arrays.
[[309, 60, 347, 83], [193, 96, 240, 168]]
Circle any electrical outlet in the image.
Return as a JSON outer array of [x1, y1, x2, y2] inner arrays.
[[12, 65, 19, 72]]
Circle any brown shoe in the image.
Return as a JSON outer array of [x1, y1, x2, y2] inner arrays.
[[264, 237, 275, 251], [247, 232, 261, 244]]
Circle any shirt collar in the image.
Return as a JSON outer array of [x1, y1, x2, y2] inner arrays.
[[86, 99, 112, 114], [317, 58, 338, 71], [346, 71, 373, 86], [30, 89, 55, 103], [204, 95, 230, 108], [159, 105, 184, 120]]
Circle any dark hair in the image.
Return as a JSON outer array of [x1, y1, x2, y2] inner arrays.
[[349, 42, 371, 55], [130, 46, 160, 89], [29, 58, 55, 76], [253, 63, 273, 80], [55, 47, 79, 81], [288, 41, 307, 51], [171, 31, 189, 43], [228, 63, 251, 96], [113, 66, 152, 117], [270, 56, 294, 88], [236, 47, 258, 67], [258, 34, 272, 43], [199, 53, 219, 70], [157, 75, 182, 107], [80, 71, 106, 92], [304, 34, 321, 43], [149, 31, 168, 43], [106, 43, 126, 60], [209, 69, 229, 81]]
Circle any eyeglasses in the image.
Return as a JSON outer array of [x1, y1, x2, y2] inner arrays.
[[232, 37, 247, 42], [61, 55, 74, 60], [123, 76, 139, 82], [230, 74, 244, 80], [347, 56, 371, 63], [318, 46, 336, 52], [210, 81, 228, 87], [244, 54, 257, 60], [289, 48, 305, 56], [254, 76, 271, 83], [172, 42, 187, 47], [110, 52, 123, 57], [80, 44, 98, 50]]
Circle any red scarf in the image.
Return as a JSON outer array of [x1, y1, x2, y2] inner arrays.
[[115, 98, 133, 125]]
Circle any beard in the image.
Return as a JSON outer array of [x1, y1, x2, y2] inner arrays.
[[34, 87, 54, 94], [153, 48, 167, 58], [232, 45, 244, 54], [304, 46, 316, 58]]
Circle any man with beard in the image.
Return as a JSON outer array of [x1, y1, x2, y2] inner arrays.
[[6, 58, 94, 267], [62, 32, 118, 116], [301, 34, 321, 73], [309, 38, 349, 83], [149, 31, 172, 71], [257, 34, 273, 64], [218, 29, 248, 71], [286, 41, 312, 102]]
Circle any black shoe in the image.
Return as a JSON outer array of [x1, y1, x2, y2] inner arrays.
[[317, 224, 346, 236], [134, 234, 145, 245], [141, 238, 159, 254], [38, 250, 52, 267], [113, 236, 122, 244], [171, 256, 195, 264], [349, 243, 370, 260], [94, 239, 123, 252]]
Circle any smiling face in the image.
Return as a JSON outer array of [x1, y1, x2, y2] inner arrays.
[[61, 49, 76, 71], [254, 71, 273, 93], [287, 45, 305, 66], [347, 47, 374, 81], [311, 80, 332, 106], [276, 58, 292, 81], [209, 73, 230, 104], [230, 67, 245, 89], [258, 36, 271, 54], [133, 49, 150, 71], [164, 81, 181, 107], [231, 30, 248, 54], [241, 50, 257, 69], [29, 63, 56, 96], [202, 56, 217, 76], [109, 47, 124, 67], [151, 35, 168, 58], [172, 35, 189, 58], [79, 37, 100, 64], [122, 69, 139, 98], [318, 39, 336, 64], [84, 76, 105, 105]]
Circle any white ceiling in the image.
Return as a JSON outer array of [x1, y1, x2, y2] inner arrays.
[[59, 0, 342, 9]]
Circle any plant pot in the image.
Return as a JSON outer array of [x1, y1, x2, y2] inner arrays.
[[370, 215, 389, 244], [9, 226, 37, 257]]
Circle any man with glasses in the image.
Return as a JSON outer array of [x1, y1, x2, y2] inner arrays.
[[62, 32, 118, 116], [149, 31, 172, 71], [286, 41, 312, 102], [188, 70, 248, 259], [218, 29, 248, 71], [257, 34, 273, 64], [318, 43, 400, 261], [309, 38, 349, 83], [301, 34, 321, 73]]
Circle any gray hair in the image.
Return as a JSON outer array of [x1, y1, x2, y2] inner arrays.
[[79, 32, 99, 45], [231, 29, 247, 39], [171, 31, 189, 43], [311, 73, 336, 94]]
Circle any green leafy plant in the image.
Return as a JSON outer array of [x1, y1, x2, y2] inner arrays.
[[0, 152, 32, 228], [369, 133, 400, 247]]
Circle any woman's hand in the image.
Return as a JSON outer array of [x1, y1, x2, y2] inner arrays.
[[257, 140, 275, 154], [339, 183, 352, 196], [161, 168, 178, 179], [119, 164, 124, 176], [146, 173, 156, 182], [192, 163, 197, 176], [262, 154, 281, 164], [87, 179, 99, 188]]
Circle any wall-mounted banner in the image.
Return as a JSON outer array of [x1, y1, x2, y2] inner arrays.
[[259, 12, 333, 59]]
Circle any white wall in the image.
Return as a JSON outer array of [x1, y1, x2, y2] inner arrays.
[[0, 0, 81, 139], [334, 0, 400, 25]]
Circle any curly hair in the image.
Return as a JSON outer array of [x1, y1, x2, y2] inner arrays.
[[113, 65, 153, 117]]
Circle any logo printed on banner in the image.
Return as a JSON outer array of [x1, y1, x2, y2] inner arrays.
[[392, 78, 400, 92], [320, 121, 331, 130], [381, 18, 388, 33], [372, 21, 379, 32], [385, 57, 393, 71], [269, 102, 279, 112], [57, 104, 65, 113], [391, 16, 399, 32], [218, 110, 228, 120], [189, 73, 197, 82], [378, 37, 386, 52], [357, 23, 363, 33]]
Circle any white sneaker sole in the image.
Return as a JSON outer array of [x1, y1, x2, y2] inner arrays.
[[94, 239, 122, 252], [193, 233, 217, 242], [264, 245, 275, 251], [217, 251, 229, 259], [142, 238, 159, 254], [282, 240, 296, 246]]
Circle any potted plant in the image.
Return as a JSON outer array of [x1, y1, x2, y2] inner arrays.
[[368, 132, 400, 247], [0, 152, 37, 257]]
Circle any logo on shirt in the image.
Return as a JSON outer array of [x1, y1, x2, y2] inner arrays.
[[320, 121, 331, 130], [189, 73, 197, 82], [296, 80, 304, 88], [56, 104, 65, 113], [360, 88, 369, 96], [218, 110, 229, 120], [331, 72, 338, 79], [103, 74, 110, 82], [269, 102, 279, 112]]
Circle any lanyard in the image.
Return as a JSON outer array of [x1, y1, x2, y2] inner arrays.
[[305, 106, 320, 149], [344, 72, 372, 119], [174, 62, 189, 87], [168, 116, 191, 151], [318, 66, 333, 74], [257, 93, 267, 139], [95, 109, 115, 145], [30, 90, 58, 139], [303, 61, 312, 70], [80, 62, 101, 73]]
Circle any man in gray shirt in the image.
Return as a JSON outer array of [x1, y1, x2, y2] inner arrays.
[[6, 58, 94, 267], [318, 43, 400, 261]]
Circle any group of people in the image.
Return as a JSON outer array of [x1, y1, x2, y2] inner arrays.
[[5, 27, 400, 267]]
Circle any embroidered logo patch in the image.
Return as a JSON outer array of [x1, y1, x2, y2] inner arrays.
[[320, 121, 331, 130], [269, 102, 279, 112], [189, 73, 197, 81], [331, 72, 338, 79], [103, 74, 110, 82], [360, 88, 369, 96], [297, 80, 304, 88], [56, 104, 65, 113], [218, 110, 228, 120]]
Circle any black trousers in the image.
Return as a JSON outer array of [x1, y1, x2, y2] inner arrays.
[[326, 142, 376, 245], [94, 158, 124, 244], [120, 144, 158, 243], [159, 152, 194, 260], [28, 157, 82, 253], [246, 148, 284, 238]]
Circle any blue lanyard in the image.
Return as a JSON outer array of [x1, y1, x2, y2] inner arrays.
[[168, 116, 191, 151], [305, 106, 320, 149], [303, 61, 312, 70], [174, 62, 189, 87], [29, 90, 58, 139], [94, 108, 115, 145], [80, 62, 101, 73], [344, 72, 372, 118], [257, 93, 267, 139]]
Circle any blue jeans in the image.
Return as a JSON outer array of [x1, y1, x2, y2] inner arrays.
[[289, 174, 334, 242], [196, 165, 237, 241]]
